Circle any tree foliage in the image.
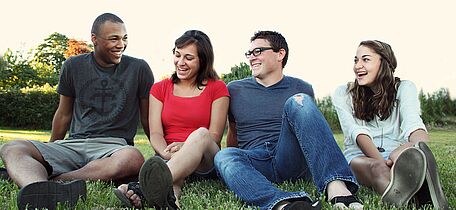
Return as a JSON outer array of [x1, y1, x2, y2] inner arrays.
[[32, 32, 69, 74], [64, 39, 93, 58], [221, 62, 251, 84], [0, 49, 37, 89]]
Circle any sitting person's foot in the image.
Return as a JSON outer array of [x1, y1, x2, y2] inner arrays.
[[381, 147, 426, 207], [327, 180, 363, 209], [114, 182, 144, 208], [139, 156, 179, 210], [17, 180, 86, 210]]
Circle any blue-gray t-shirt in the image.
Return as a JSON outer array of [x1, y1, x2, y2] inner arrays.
[[228, 76, 314, 150], [57, 53, 154, 145]]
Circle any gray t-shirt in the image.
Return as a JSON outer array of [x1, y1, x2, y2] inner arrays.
[[228, 76, 314, 150], [57, 53, 154, 145]]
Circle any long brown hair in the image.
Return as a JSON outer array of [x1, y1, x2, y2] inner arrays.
[[171, 30, 219, 89], [349, 40, 401, 121]]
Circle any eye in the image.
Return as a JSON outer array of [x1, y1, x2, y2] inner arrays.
[[363, 58, 370, 62], [185, 56, 194, 61], [354, 58, 358, 63]]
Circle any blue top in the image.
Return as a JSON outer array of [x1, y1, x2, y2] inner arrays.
[[228, 76, 314, 150], [332, 80, 427, 163]]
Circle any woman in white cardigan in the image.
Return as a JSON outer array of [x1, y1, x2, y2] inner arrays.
[[332, 40, 448, 209]]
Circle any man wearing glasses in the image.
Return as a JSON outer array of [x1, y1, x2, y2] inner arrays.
[[214, 31, 363, 210], [0, 13, 153, 210]]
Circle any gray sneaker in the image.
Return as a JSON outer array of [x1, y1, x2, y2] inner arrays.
[[17, 179, 86, 210], [416, 142, 449, 210], [381, 147, 426, 207]]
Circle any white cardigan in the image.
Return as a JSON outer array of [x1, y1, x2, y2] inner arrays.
[[332, 80, 427, 163]]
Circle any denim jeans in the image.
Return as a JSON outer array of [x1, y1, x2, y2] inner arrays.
[[215, 93, 359, 210]]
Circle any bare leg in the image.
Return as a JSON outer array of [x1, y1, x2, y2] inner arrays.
[[350, 157, 391, 194], [54, 148, 144, 183], [167, 127, 219, 183], [0, 141, 49, 188]]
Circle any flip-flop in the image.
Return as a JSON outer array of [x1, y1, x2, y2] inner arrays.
[[17, 179, 86, 210], [330, 195, 363, 210], [113, 182, 146, 208]]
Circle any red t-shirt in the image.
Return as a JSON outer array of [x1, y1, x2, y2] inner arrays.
[[150, 78, 229, 145]]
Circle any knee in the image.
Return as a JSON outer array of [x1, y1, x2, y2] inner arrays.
[[0, 141, 30, 159], [114, 148, 144, 173], [285, 93, 316, 112], [186, 127, 212, 145], [214, 148, 241, 169]]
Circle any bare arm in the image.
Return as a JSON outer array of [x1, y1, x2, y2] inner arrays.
[[389, 129, 429, 162], [50, 95, 74, 142], [226, 119, 238, 148], [148, 96, 171, 159], [139, 97, 150, 140], [208, 96, 230, 147], [356, 134, 384, 160]]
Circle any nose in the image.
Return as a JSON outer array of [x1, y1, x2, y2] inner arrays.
[[116, 39, 127, 49], [177, 56, 185, 65], [354, 60, 363, 69]]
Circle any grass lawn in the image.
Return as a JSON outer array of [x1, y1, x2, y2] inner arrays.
[[0, 127, 454, 209]]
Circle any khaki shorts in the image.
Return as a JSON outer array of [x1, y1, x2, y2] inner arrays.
[[29, 137, 133, 178]]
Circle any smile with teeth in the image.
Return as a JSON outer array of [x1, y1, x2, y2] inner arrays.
[[357, 72, 367, 77], [251, 63, 261, 68]]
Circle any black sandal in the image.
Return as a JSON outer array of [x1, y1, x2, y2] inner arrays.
[[330, 195, 363, 209], [114, 182, 146, 208]]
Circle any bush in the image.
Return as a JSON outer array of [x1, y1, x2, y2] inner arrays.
[[316, 96, 341, 131], [0, 84, 58, 129]]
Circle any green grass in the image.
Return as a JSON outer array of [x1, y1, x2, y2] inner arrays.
[[0, 127, 454, 209]]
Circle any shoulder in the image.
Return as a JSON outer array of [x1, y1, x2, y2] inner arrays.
[[333, 84, 350, 96], [397, 80, 418, 97], [227, 77, 254, 90], [120, 55, 151, 69], [154, 78, 172, 88], [285, 76, 312, 88], [208, 79, 227, 88], [398, 80, 416, 90], [63, 53, 91, 66]]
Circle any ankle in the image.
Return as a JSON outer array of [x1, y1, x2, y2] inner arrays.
[[327, 180, 352, 201]]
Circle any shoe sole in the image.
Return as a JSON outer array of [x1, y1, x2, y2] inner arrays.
[[381, 147, 426, 207], [418, 142, 449, 210], [139, 156, 173, 209], [17, 179, 86, 210]]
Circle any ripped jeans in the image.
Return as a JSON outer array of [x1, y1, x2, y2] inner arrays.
[[215, 93, 358, 210]]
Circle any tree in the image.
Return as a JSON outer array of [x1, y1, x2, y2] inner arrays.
[[64, 39, 93, 58], [32, 32, 69, 74], [221, 62, 251, 84], [0, 49, 37, 89]]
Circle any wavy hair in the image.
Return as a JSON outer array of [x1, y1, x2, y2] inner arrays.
[[171, 30, 219, 89], [349, 40, 401, 121]]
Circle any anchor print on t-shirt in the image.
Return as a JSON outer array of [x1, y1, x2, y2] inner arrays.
[[79, 78, 127, 123]]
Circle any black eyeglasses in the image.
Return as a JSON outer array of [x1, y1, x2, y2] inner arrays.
[[245, 47, 275, 58]]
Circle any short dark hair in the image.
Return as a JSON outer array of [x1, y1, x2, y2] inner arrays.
[[251, 31, 289, 68], [91, 13, 124, 35], [171, 30, 219, 88]]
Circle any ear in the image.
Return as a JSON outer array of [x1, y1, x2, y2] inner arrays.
[[91, 33, 97, 46], [277, 48, 286, 62]]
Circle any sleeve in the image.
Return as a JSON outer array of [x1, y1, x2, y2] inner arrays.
[[56, 58, 75, 97], [397, 81, 427, 140], [138, 60, 154, 99], [150, 79, 167, 102], [332, 85, 372, 144], [211, 80, 230, 101]]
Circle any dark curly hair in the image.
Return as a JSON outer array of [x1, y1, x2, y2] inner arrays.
[[349, 40, 401, 121]]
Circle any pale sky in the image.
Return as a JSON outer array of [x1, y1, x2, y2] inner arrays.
[[2, 0, 455, 98]]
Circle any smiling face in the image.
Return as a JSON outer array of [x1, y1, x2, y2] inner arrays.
[[353, 45, 382, 88], [92, 21, 127, 67], [173, 43, 200, 82], [248, 38, 282, 80]]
